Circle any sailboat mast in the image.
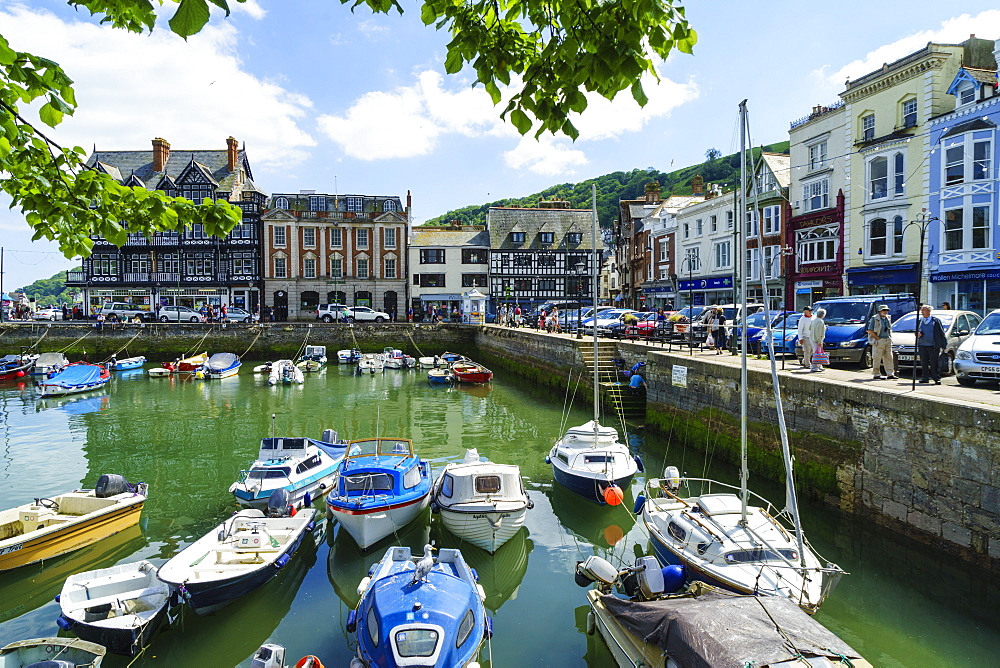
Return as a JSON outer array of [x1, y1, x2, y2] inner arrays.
[[739, 101, 749, 523], [592, 184, 600, 428]]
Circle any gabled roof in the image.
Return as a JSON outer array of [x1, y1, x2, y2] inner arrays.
[[759, 153, 791, 189], [123, 173, 145, 188], [942, 117, 997, 139], [947, 67, 998, 95], [85, 146, 254, 196], [487, 207, 603, 250], [94, 161, 122, 181], [176, 158, 221, 187]]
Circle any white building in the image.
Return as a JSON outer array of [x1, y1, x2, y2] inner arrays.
[[408, 223, 490, 320]]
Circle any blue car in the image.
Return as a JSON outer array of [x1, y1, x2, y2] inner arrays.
[[753, 312, 802, 356], [731, 310, 790, 348]]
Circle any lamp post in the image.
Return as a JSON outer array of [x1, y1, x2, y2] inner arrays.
[[900, 211, 937, 391], [574, 261, 586, 339]]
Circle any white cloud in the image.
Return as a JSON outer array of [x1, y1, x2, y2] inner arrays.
[[818, 10, 1000, 88], [316, 66, 698, 175], [0, 4, 314, 171], [502, 136, 588, 176], [232, 0, 267, 20], [357, 19, 390, 37]]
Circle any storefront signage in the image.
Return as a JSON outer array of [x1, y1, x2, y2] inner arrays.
[[931, 269, 1000, 282], [795, 280, 822, 288], [677, 275, 734, 291], [799, 263, 837, 274], [642, 286, 674, 295], [846, 264, 917, 286]]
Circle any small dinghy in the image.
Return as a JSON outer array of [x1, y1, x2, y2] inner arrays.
[[230, 428, 347, 510], [0, 637, 106, 667], [427, 369, 454, 385], [296, 346, 327, 372], [0, 351, 35, 381], [57, 560, 170, 656], [268, 360, 304, 385], [0, 474, 148, 573], [417, 356, 439, 368], [326, 438, 431, 549], [337, 348, 361, 364], [110, 356, 146, 371], [440, 351, 467, 363], [162, 352, 208, 374], [356, 353, 384, 374], [157, 505, 318, 616], [252, 362, 272, 374], [430, 450, 532, 553], [348, 545, 490, 668], [201, 352, 241, 379], [146, 367, 171, 378], [451, 361, 493, 384], [250, 643, 323, 668], [38, 363, 111, 397], [32, 352, 69, 376]]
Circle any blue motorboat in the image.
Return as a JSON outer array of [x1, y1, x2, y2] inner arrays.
[[337, 348, 362, 364], [200, 352, 241, 379], [427, 369, 454, 384], [110, 355, 146, 371], [325, 438, 432, 549], [37, 362, 111, 397], [156, 506, 317, 616], [348, 545, 490, 668], [230, 431, 348, 510]]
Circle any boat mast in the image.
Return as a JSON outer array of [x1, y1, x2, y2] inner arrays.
[[592, 184, 600, 433], [739, 100, 749, 523]]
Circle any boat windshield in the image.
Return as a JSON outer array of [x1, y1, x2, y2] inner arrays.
[[246, 467, 291, 481], [394, 628, 439, 658], [724, 548, 798, 564], [346, 438, 413, 458], [343, 473, 394, 492]]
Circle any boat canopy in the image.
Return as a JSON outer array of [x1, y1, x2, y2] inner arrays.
[[600, 591, 863, 667], [345, 437, 413, 460], [259, 437, 346, 461], [438, 463, 525, 504], [205, 353, 239, 371], [303, 346, 326, 357], [45, 364, 105, 388], [560, 420, 619, 445], [36, 352, 67, 367]]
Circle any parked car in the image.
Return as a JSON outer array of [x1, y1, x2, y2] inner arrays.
[[731, 310, 789, 350], [225, 306, 253, 323], [891, 310, 981, 375], [580, 308, 637, 333], [755, 312, 802, 356], [806, 293, 917, 368], [316, 303, 349, 323], [953, 310, 1000, 386], [525, 300, 584, 323], [32, 307, 63, 321], [158, 305, 206, 323], [625, 312, 671, 338], [343, 306, 390, 323], [99, 301, 152, 322]]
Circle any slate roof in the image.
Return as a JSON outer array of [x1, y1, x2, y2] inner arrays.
[[759, 153, 791, 189], [85, 147, 256, 197], [410, 227, 489, 248], [487, 207, 603, 250]]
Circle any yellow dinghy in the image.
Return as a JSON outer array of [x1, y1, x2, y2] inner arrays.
[[0, 474, 148, 573]]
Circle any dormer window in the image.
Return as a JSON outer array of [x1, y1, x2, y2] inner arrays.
[[510, 232, 525, 243], [567, 232, 582, 244], [540, 232, 554, 244]]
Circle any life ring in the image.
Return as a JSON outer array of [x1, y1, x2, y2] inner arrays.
[[295, 656, 324, 668]]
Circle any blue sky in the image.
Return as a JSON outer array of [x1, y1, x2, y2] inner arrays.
[[2, 0, 1000, 290]]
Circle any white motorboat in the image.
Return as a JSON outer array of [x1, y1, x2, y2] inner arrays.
[[337, 349, 361, 364], [356, 353, 384, 374], [32, 352, 69, 376], [430, 449, 532, 553], [296, 346, 327, 372], [639, 101, 844, 614], [201, 352, 241, 379], [418, 355, 442, 368], [57, 560, 171, 656], [157, 507, 318, 616], [0, 638, 106, 667], [268, 360, 304, 385]]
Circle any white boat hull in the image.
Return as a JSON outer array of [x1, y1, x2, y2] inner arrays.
[[204, 366, 239, 379], [233, 474, 336, 510], [438, 507, 527, 553], [329, 495, 429, 550]]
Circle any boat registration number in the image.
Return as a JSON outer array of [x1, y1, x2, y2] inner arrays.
[[0, 543, 23, 555], [473, 513, 511, 519], [898, 355, 914, 361]]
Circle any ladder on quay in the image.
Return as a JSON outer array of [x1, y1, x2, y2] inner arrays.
[[577, 340, 646, 420]]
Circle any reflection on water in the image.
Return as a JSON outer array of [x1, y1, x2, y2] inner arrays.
[[0, 359, 997, 666]]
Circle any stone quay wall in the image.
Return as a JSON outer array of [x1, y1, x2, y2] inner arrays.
[[476, 327, 999, 572]]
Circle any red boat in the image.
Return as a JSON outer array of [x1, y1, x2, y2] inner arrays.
[[161, 351, 209, 373], [451, 361, 493, 384]]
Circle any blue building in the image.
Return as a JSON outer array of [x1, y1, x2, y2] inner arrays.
[[928, 42, 1000, 313]]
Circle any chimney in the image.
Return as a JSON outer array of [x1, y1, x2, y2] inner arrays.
[[644, 181, 662, 203], [151, 137, 170, 172], [690, 174, 704, 196], [227, 136, 239, 172]]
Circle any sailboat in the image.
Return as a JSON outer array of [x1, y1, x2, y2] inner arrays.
[[547, 185, 641, 504], [639, 100, 844, 614]]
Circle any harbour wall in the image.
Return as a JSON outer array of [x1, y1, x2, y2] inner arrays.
[[474, 326, 1000, 572]]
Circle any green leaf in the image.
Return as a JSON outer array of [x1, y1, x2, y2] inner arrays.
[[0, 37, 15, 66], [168, 0, 212, 39], [38, 102, 64, 128], [509, 108, 532, 135]]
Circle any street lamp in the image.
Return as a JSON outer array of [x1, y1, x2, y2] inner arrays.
[[574, 261, 586, 339]]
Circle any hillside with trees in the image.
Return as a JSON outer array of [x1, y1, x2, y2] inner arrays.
[[426, 142, 789, 228], [13, 270, 73, 305]]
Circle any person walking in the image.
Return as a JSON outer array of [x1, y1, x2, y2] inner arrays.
[[867, 304, 897, 380], [797, 306, 815, 368], [917, 304, 947, 385], [708, 306, 727, 354], [809, 308, 828, 371]]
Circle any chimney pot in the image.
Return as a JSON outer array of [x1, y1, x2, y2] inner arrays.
[[151, 137, 170, 172], [227, 136, 239, 172]]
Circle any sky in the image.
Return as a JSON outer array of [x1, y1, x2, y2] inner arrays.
[[2, 0, 1000, 290]]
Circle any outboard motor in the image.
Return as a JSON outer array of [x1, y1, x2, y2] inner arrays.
[[266, 488, 292, 517], [322, 428, 339, 443], [621, 556, 666, 600], [574, 555, 619, 588], [663, 466, 682, 492], [95, 473, 130, 498], [250, 643, 286, 668]]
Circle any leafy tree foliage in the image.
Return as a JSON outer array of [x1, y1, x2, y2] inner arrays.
[[13, 270, 74, 305], [705, 147, 721, 161], [427, 142, 789, 228], [2, 0, 696, 259]]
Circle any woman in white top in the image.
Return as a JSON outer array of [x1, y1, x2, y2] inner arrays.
[[809, 308, 827, 371]]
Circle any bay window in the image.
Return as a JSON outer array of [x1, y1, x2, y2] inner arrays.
[[803, 178, 829, 212], [944, 133, 991, 185], [944, 204, 991, 251]]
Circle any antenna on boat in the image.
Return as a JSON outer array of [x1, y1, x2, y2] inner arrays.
[[592, 183, 600, 432], [271, 413, 276, 441]]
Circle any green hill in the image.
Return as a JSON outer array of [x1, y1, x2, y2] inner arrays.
[[427, 141, 789, 227], [14, 270, 74, 305]]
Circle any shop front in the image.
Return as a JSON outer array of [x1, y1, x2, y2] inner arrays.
[[641, 284, 676, 310], [677, 275, 735, 308], [791, 277, 843, 310], [846, 263, 917, 296], [87, 289, 153, 316], [416, 293, 463, 322], [930, 269, 1000, 316]]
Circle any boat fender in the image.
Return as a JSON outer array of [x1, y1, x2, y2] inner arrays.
[[470, 568, 479, 582], [661, 565, 686, 593], [585, 610, 596, 636], [56, 614, 74, 630], [544, 456, 551, 464], [527, 499, 534, 509], [357, 577, 370, 597], [483, 616, 494, 639], [274, 554, 291, 569], [633, 493, 646, 516], [305, 521, 315, 533], [295, 656, 324, 668], [430, 502, 439, 514], [476, 584, 486, 601], [346, 609, 358, 633], [54, 594, 60, 602], [633, 454, 644, 472], [288, 506, 297, 517], [303, 492, 312, 507]]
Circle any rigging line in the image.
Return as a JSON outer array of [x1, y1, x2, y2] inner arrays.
[[183, 323, 214, 359], [406, 329, 426, 359], [100, 328, 144, 364], [291, 327, 311, 363], [27, 324, 51, 351], [239, 326, 263, 359], [54, 327, 92, 354], [558, 369, 575, 438]]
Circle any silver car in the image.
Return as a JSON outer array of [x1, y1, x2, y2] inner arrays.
[[954, 309, 1000, 386], [158, 305, 206, 323], [891, 309, 981, 375]]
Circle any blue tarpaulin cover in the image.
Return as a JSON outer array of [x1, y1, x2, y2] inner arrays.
[[46, 364, 106, 388]]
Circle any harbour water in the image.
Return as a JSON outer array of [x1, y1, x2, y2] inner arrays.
[[0, 362, 998, 666]]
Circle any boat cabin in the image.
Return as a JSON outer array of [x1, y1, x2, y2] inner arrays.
[[337, 438, 421, 497], [436, 463, 526, 506], [301, 346, 326, 360]]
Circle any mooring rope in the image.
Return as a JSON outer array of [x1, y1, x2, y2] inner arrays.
[[240, 326, 264, 359], [183, 324, 214, 358], [54, 327, 91, 353], [100, 329, 144, 364]]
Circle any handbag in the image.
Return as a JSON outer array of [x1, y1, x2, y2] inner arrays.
[[812, 347, 830, 365]]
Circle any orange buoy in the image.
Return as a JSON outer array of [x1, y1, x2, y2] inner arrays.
[[295, 656, 324, 668], [603, 485, 624, 506], [603, 524, 624, 545]]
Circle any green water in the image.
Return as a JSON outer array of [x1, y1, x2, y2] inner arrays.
[[0, 363, 998, 667]]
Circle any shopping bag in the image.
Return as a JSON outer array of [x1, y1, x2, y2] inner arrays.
[[705, 333, 715, 348], [812, 348, 830, 365]]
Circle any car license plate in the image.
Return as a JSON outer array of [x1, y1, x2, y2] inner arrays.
[[979, 366, 1000, 373], [898, 355, 914, 361]]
